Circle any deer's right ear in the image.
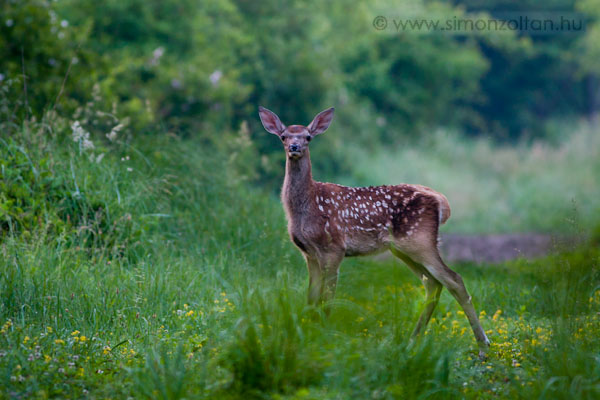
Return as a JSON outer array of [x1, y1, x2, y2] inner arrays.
[[258, 106, 286, 136]]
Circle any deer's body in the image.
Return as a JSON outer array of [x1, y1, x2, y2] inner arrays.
[[283, 158, 449, 258], [259, 107, 490, 356]]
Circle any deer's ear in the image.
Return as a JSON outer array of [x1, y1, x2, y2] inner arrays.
[[307, 107, 335, 135], [258, 106, 285, 136]]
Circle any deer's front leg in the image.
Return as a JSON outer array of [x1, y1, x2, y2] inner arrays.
[[306, 252, 343, 305], [320, 252, 343, 303], [306, 255, 323, 305]]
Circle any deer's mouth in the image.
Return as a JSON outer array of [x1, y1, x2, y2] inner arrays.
[[288, 150, 303, 159]]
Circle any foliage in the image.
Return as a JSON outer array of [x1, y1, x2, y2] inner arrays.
[[2, 0, 598, 144], [0, 137, 69, 236], [0, 0, 97, 117]]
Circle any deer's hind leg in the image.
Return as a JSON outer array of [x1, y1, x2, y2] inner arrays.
[[422, 252, 490, 351], [390, 247, 443, 338], [402, 238, 490, 355]]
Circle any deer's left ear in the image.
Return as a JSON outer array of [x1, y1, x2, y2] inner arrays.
[[307, 107, 335, 135]]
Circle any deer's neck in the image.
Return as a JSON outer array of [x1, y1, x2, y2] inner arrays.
[[282, 151, 315, 218]]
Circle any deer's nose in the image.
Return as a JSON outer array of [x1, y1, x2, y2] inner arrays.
[[289, 144, 300, 152]]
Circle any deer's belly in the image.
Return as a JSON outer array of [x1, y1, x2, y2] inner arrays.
[[344, 232, 389, 257]]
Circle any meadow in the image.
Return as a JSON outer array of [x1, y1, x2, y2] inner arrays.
[[1, 117, 599, 399]]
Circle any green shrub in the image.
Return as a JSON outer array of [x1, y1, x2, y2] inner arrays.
[[0, 138, 70, 236]]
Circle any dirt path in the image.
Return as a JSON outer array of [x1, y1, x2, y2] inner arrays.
[[438, 233, 580, 263], [371, 233, 581, 264]]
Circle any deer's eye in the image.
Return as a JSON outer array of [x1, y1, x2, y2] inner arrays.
[[280, 135, 287, 141], [306, 135, 312, 142]]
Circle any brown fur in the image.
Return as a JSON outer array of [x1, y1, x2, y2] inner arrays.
[[282, 151, 446, 264]]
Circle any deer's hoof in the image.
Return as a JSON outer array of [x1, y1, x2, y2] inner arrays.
[[478, 349, 488, 361]]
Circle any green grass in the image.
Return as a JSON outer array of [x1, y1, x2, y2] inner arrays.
[[1, 123, 599, 399]]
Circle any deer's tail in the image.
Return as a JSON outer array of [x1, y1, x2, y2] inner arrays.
[[436, 193, 451, 225]]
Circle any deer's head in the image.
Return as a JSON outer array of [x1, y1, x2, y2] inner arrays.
[[259, 106, 335, 160]]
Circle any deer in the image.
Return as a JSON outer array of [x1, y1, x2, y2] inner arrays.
[[258, 106, 491, 356]]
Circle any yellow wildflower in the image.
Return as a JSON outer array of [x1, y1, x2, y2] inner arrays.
[[103, 346, 111, 355], [71, 330, 80, 336], [1, 320, 12, 334], [54, 339, 65, 345], [46, 326, 53, 333], [492, 310, 502, 321], [186, 310, 194, 317], [23, 336, 30, 344]]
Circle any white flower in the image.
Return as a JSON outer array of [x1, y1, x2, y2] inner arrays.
[[71, 121, 94, 150], [106, 123, 123, 141], [71, 121, 86, 141], [209, 70, 222, 86], [150, 47, 165, 66], [81, 138, 94, 150]]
